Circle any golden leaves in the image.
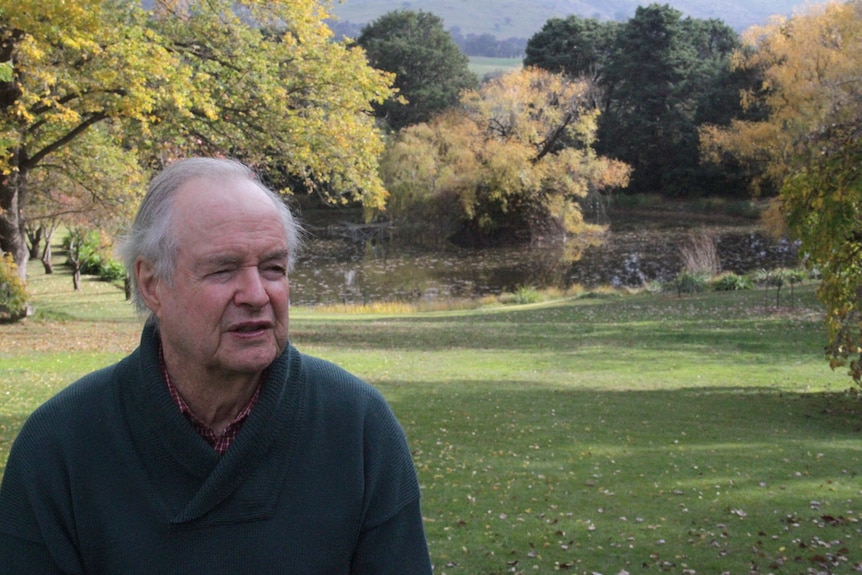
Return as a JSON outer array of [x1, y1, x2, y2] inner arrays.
[[709, 2, 862, 385], [0, 0, 394, 204], [381, 67, 629, 240]]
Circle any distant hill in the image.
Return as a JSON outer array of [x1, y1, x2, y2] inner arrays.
[[328, 0, 805, 39]]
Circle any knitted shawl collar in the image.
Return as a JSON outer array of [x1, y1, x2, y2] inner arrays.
[[116, 323, 304, 526]]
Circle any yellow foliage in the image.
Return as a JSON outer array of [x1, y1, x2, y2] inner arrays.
[[381, 67, 630, 240], [703, 0, 862, 384], [1, 0, 395, 270], [703, 1, 862, 191], [0, 252, 28, 320], [760, 197, 789, 239]]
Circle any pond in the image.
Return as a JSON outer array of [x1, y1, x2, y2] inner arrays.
[[288, 212, 801, 307]]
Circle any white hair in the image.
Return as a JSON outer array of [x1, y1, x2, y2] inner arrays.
[[118, 157, 302, 314]]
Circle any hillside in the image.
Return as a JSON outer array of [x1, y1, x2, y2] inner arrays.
[[328, 0, 805, 38]]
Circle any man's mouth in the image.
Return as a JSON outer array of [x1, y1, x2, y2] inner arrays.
[[230, 322, 271, 333]]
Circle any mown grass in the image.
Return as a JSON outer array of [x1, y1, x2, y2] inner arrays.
[[469, 56, 522, 79], [2, 257, 861, 574], [332, 0, 559, 39]]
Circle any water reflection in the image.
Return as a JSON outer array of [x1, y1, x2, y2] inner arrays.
[[289, 224, 800, 307]]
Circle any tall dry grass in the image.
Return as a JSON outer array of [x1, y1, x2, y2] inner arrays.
[[679, 231, 720, 276]]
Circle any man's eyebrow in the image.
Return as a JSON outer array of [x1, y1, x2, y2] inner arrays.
[[199, 254, 242, 269], [196, 250, 289, 270], [261, 249, 290, 263]]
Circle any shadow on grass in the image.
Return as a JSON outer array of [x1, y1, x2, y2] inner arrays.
[[2, 378, 858, 571], [383, 381, 862, 447], [381, 381, 862, 573], [293, 300, 827, 366]]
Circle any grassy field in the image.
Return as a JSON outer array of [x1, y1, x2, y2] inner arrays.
[[469, 57, 522, 80], [2, 256, 861, 573], [328, 0, 802, 38], [329, 0, 804, 39], [330, 0, 561, 39]]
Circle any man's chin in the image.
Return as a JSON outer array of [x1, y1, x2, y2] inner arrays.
[[222, 347, 280, 375]]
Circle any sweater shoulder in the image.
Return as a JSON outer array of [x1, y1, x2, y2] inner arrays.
[[290, 348, 401, 435], [296, 351, 386, 403], [38, 362, 119, 411]]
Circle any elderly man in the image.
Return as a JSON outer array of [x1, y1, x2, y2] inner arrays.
[[0, 158, 432, 574]]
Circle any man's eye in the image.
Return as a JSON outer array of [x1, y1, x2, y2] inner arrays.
[[208, 268, 233, 278]]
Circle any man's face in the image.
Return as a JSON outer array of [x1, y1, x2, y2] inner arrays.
[[143, 176, 291, 383]]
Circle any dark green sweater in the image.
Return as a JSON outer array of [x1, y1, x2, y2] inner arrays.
[[0, 324, 431, 574]]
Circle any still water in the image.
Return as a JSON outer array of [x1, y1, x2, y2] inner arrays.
[[289, 224, 800, 307]]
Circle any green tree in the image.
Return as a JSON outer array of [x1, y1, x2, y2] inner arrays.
[[600, 4, 697, 195], [525, 4, 744, 197], [701, 1, 862, 383], [355, 10, 477, 131], [523, 15, 619, 91], [381, 68, 630, 246], [0, 0, 394, 283], [683, 16, 755, 196]]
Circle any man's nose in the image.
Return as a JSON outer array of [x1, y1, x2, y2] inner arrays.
[[234, 267, 269, 307]]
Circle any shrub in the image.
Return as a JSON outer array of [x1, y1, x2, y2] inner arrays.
[[609, 193, 663, 210], [725, 200, 762, 219], [753, 268, 771, 286], [711, 272, 754, 291], [690, 197, 726, 213], [65, 229, 125, 282], [753, 267, 808, 307], [786, 268, 807, 285], [577, 289, 623, 300], [673, 271, 710, 296], [0, 253, 28, 322], [513, 285, 541, 304], [65, 229, 103, 274], [98, 258, 127, 282]]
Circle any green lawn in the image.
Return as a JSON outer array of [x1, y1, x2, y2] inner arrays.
[[469, 56, 522, 79], [2, 259, 860, 573]]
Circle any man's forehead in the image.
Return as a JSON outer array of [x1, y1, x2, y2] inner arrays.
[[173, 177, 281, 223], [175, 175, 274, 208]]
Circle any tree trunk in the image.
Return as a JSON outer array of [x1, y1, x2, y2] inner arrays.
[[0, 170, 31, 282], [39, 222, 57, 274], [27, 224, 43, 260], [41, 232, 54, 274], [68, 237, 81, 291]]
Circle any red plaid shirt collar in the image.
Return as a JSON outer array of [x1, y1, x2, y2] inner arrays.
[[159, 344, 263, 455]]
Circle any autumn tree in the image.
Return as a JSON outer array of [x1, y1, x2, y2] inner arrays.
[[0, 0, 395, 283], [380, 67, 630, 246], [701, 1, 862, 383], [25, 125, 148, 275], [355, 10, 477, 131]]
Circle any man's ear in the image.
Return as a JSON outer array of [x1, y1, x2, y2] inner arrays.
[[136, 258, 161, 313]]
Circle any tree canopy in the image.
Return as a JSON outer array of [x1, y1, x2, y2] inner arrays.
[[380, 67, 629, 246], [701, 0, 862, 383], [355, 10, 477, 131], [0, 0, 395, 281], [523, 15, 619, 86], [524, 4, 746, 197]]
